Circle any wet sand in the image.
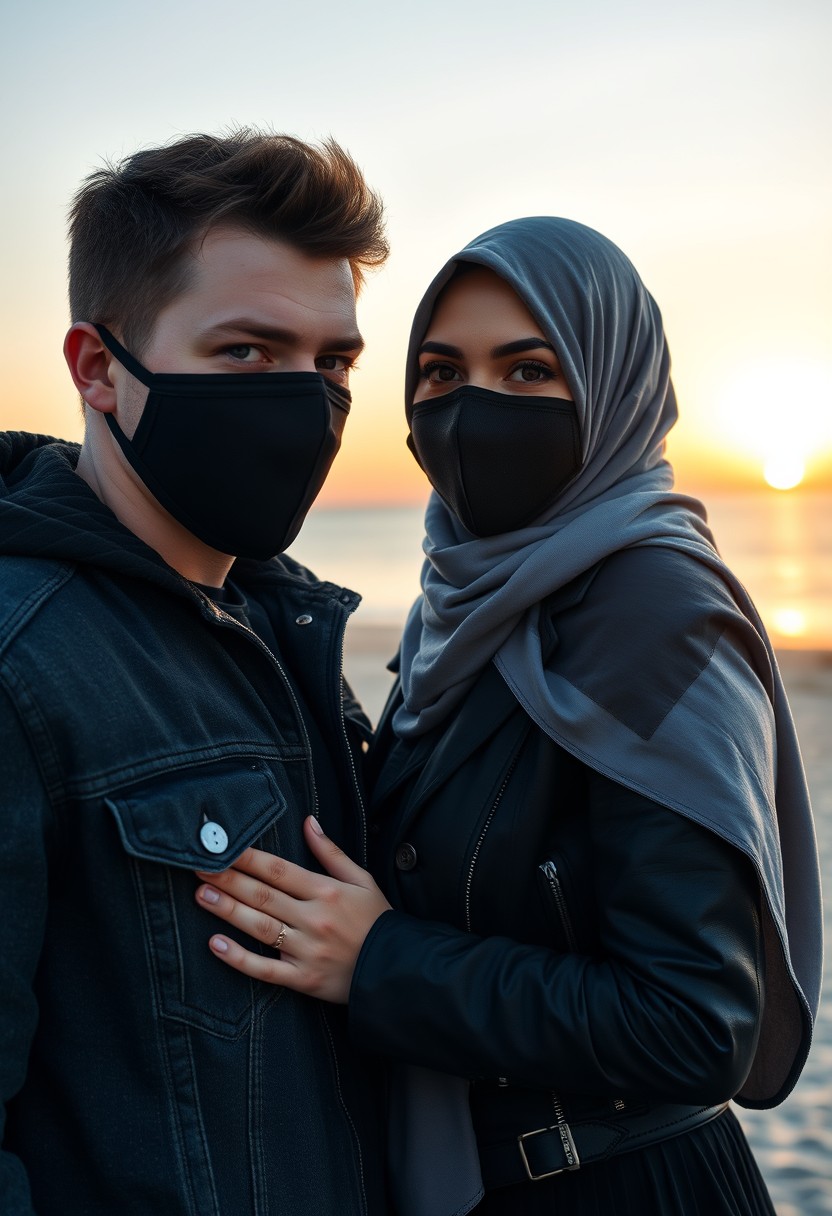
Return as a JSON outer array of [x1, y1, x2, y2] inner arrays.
[[343, 627, 832, 1215]]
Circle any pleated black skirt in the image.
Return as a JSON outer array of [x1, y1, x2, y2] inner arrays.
[[474, 1108, 775, 1215]]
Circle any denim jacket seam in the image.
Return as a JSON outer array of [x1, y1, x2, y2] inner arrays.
[[0, 561, 75, 660], [0, 658, 65, 814], [128, 853, 202, 1213], [248, 1000, 268, 1216], [182, 1020, 223, 1216], [319, 1006, 368, 1215], [129, 858, 223, 1213], [61, 745, 306, 801]]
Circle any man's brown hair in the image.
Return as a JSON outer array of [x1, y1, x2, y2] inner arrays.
[[68, 128, 388, 355]]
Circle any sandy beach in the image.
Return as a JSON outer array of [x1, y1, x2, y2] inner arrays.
[[735, 652, 832, 1216], [343, 627, 832, 1216]]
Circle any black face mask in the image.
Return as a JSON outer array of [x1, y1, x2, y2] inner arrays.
[[408, 385, 582, 537], [95, 325, 350, 559]]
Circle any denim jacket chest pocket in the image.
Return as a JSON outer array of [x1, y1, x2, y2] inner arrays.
[[106, 758, 287, 1038]]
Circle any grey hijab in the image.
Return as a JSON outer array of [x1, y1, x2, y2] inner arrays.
[[395, 218, 821, 1106]]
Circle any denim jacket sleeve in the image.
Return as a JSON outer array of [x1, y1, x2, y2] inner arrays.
[[0, 682, 53, 1214], [348, 769, 764, 1106]]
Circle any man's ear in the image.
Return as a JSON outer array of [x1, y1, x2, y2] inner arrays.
[[64, 322, 118, 414]]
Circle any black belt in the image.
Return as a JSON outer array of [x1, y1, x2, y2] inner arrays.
[[479, 1100, 728, 1188]]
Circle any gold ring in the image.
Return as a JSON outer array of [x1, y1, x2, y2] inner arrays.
[[274, 922, 287, 951]]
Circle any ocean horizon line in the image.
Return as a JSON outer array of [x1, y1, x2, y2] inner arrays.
[[313, 486, 832, 511]]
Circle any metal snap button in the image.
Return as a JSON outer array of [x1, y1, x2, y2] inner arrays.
[[200, 821, 229, 854], [295, 614, 313, 626], [395, 842, 418, 871]]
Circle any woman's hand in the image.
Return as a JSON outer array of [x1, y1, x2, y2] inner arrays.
[[195, 816, 391, 1004]]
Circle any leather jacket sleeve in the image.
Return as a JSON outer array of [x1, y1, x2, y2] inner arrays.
[[349, 768, 764, 1106]]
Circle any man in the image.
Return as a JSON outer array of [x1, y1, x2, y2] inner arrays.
[[0, 129, 389, 1214]]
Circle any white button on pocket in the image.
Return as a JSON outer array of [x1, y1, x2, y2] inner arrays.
[[200, 821, 229, 854]]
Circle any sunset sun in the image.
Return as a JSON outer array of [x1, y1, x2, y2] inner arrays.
[[763, 454, 805, 491], [714, 359, 832, 490]]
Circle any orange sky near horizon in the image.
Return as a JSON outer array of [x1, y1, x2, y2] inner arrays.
[[1, 0, 829, 506], [2, 322, 830, 507]]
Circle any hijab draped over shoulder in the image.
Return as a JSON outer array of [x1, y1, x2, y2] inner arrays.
[[394, 217, 821, 1107]]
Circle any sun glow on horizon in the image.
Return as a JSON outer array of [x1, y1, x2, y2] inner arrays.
[[772, 607, 807, 640], [713, 359, 832, 490], [763, 453, 805, 491]]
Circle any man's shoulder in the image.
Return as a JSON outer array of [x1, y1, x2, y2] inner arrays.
[[0, 556, 76, 652], [240, 552, 360, 610]]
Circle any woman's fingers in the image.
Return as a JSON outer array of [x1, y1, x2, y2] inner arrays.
[[303, 816, 375, 885], [203, 845, 330, 900], [196, 880, 290, 950], [208, 934, 299, 985], [197, 859, 293, 919], [196, 829, 393, 1005], [196, 827, 379, 924], [208, 930, 352, 1003]]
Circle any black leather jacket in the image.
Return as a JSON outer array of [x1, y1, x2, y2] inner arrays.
[[350, 654, 763, 1152]]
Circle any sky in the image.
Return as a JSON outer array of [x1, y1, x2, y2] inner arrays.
[[1, 0, 830, 504]]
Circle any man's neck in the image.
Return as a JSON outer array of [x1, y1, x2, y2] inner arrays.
[[76, 425, 235, 587]]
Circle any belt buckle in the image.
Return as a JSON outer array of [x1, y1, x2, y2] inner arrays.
[[517, 1122, 581, 1180]]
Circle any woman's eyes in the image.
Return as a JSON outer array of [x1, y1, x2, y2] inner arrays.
[[506, 360, 558, 383], [420, 361, 462, 383], [419, 359, 558, 385]]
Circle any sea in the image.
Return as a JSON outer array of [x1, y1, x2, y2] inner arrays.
[[289, 490, 832, 650]]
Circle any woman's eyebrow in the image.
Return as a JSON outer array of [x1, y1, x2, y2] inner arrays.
[[491, 338, 557, 358], [418, 341, 464, 358], [418, 337, 557, 360]]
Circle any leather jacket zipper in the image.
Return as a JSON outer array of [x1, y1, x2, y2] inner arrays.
[[539, 859, 579, 952], [539, 859, 627, 1120], [539, 870, 581, 1162], [465, 754, 520, 933], [550, 1092, 580, 1170], [336, 623, 368, 867]]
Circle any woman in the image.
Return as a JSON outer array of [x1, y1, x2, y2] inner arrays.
[[195, 218, 822, 1215]]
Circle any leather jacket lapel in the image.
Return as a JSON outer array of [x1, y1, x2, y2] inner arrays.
[[385, 662, 524, 834], [369, 575, 594, 815]]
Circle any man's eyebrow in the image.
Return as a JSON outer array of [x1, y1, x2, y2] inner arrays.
[[202, 319, 365, 353], [490, 337, 557, 358], [325, 334, 366, 354]]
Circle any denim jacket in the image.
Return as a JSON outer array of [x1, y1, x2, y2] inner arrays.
[[0, 434, 386, 1215]]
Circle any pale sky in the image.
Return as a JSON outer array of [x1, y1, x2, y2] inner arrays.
[[1, 0, 830, 501]]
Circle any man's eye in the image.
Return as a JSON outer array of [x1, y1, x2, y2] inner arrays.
[[420, 361, 461, 383], [225, 345, 260, 362], [316, 355, 351, 373]]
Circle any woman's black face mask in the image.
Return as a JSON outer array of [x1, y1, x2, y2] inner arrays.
[[95, 325, 350, 559], [408, 385, 582, 537]]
